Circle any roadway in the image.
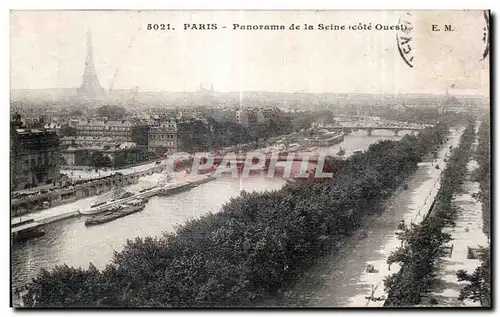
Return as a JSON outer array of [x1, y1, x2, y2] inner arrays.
[[262, 127, 463, 307]]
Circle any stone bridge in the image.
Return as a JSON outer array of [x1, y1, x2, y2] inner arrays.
[[325, 125, 425, 136]]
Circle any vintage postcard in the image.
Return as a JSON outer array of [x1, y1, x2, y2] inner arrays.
[[10, 10, 490, 308]]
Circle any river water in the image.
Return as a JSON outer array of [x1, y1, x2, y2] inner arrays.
[[11, 132, 403, 290]]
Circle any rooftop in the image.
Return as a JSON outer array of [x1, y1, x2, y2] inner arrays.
[[77, 120, 135, 127], [15, 128, 58, 135]]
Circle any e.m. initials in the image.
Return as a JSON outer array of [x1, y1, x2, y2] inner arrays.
[[431, 24, 454, 32]]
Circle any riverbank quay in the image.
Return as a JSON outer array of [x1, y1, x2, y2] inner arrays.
[[383, 121, 477, 307], [425, 122, 490, 307], [17, 124, 453, 307], [10, 172, 217, 232], [264, 127, 463, 308], [61, 158, 171, 181], [11, 158, 174, 217]]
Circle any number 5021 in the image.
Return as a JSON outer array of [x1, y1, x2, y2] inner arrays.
[[147, 24, 172, 30]]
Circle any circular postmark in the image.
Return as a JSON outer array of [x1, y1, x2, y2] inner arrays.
[[396, 12, 415, 68], [481, 10, 490, 61]]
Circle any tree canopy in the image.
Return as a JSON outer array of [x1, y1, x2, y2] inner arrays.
[[21, 122, 450, 307]]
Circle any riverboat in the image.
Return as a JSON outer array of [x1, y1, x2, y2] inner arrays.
[[11, 218, 46, 243], [336, 147, 346, 156], [79, 204, 120, 215], [119, 192, 134, 199], [163, 182, 197, 195], [139, 186, 158, 193], [84, 204, 146, 226], [308, 133, 344, 147], [128, 198, 148, 206], [12, 228, 45, 243], [89, 201, 106, 209], [198, 166, 217, 175], [287, 143, 303, 152]]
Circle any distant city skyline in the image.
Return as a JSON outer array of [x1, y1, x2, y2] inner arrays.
[[11, 11, 489, 96]]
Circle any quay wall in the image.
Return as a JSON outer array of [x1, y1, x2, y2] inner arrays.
[[11, 165, 168, 217], [13, 174, 217, 228], [39, 211, 81, 225]]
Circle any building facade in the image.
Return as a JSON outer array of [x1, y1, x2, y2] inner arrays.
[[60, 143, 148, 168], [10, 122, 61, 191], [247, 110, 259, 127], [235, 110, 249, 127], [235, 107, 281, 128], [147, 119, 178, 154], [259, 107, 281, 122], [75, 120, 135, 141], [73, 120, 149, 148]]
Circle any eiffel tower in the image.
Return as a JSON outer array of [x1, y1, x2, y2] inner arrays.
[[77, 31, 104, 99]]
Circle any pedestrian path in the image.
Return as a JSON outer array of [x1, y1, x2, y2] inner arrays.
[[429, 127, 489, 307], [348, 128, 463, 307], [295, 128, 464, 307], [10, 170, 195, 226]]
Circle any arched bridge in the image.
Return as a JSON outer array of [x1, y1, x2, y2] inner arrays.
[[325, 125, 426, 136]]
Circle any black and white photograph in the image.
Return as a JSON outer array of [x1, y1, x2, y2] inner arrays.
[[9, 9, 491, 308]]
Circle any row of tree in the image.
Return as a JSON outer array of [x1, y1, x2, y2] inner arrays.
[[383, 120, 476, 307], [178, 119, 256, 153], [81, 149, 151, 169], [177, 110, 334, 153], [456, 247, 491, 307], [475, 120, 490, 239], [338, 105, 474, 125], [21, 123, 449, 307], [456, 118, 491, 307]]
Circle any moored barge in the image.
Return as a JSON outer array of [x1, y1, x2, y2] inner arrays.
[[11, 218, 46, 242], [84, 203, 146, 226]]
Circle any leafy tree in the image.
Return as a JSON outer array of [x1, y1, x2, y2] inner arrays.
[[384, 120, 476, 306], [113, 152, 128, 168], [456, 248, 490, 307], [88, 152, 112, 168], [21, 122, 451, 307], [475, 120, 490, 239]]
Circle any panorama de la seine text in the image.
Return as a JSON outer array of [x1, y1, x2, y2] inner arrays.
[[146, 23, 409, 31]]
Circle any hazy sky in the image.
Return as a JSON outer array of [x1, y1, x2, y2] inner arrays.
[[10, 10, 489, 95]]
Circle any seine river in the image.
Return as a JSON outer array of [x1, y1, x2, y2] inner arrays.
[[12, 132, 403, 289]]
